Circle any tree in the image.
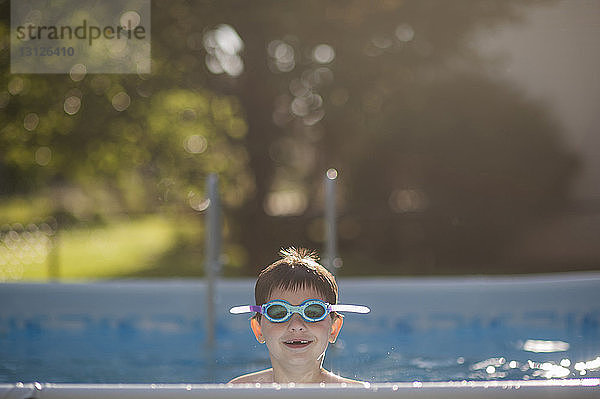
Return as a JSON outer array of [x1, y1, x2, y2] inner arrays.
[[174, 0, 574, 273], [1, 0, 576, 275], [0, 2, 252, 217]]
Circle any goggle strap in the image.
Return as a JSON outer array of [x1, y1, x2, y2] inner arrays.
[[230, 303, 370, 314], [330, 304, 371, 314], [229, 305, 262, 314]]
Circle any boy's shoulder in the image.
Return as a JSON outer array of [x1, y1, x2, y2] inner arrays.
[[228, 368, 367, 386], [321, 370, 367, 386], [228, 368, 273, 384]]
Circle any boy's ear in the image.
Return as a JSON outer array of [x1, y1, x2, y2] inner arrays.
[[250, 318, 265, 344], [328, 316, 344, 343]]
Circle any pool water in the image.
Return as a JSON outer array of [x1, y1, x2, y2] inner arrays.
[[1, 274, 599, 383]]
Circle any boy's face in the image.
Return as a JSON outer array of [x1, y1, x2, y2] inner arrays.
[[251, 285, 343, 370]]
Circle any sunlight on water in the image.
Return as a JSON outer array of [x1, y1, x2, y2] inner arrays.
[[575, 357, 600, 376], [523, 339, 570, 353]]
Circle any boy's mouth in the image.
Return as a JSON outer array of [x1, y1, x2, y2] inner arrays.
[[283, 339, 312, 348]]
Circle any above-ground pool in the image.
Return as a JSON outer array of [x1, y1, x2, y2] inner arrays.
[[1, 273, 599, 389]]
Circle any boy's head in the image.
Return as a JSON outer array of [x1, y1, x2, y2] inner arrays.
[[226, 247, 369, 374], [228, 247, 370, 382], [254, 247, 338, 320], [249, 248, 344, 370]]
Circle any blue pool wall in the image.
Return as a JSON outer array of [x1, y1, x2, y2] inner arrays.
[[1, 273, 599, 383]]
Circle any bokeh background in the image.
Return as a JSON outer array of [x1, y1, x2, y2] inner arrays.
[[1, 0, 599, 281]]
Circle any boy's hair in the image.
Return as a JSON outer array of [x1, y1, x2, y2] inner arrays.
[[254, 247, 338, 319]]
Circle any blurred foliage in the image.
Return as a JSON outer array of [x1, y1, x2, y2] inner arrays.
[[0, 215, 204, 281], [0, 0, 580, 277], [1, 1, 252, 217], [0, 76, 252, 212]]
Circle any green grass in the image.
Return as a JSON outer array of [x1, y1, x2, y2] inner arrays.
[[2, 214, 205, 281], [55, 216, 177, 279], [0, 196, 53, 224]]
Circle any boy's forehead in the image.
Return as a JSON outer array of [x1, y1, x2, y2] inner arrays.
[[267, 285, 326, 303]]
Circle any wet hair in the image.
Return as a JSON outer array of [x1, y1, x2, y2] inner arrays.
[[254, 247, 339, 320]]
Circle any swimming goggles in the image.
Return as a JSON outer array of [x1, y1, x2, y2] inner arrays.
[[230, 298, 370, 323]]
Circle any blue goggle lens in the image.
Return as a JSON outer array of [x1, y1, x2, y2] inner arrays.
[[305, 303, 326, 319], [266, 304, 288, 320]]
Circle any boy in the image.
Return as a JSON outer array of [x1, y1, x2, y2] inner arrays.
[[228, 247, 370, 384]]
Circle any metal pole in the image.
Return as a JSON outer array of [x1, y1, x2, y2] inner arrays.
[[324, 168, 339, 275], [205, 173, 221, 349], [47, 217, 60, 281], [47, 229, 60, 281]]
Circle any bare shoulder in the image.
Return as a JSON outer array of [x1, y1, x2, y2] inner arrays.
[[228, 368, 273, 384], [322, 370, 368, 386]]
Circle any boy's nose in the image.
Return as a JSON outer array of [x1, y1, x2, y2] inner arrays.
[[287, 313, 307, 330]]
